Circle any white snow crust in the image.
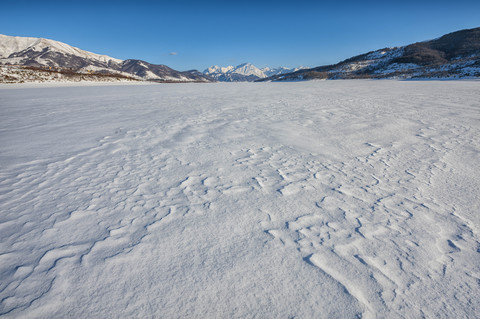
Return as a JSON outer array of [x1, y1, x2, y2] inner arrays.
[[0, 81, 479, 318]]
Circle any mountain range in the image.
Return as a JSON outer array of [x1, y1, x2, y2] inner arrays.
[[1, 27, 479, 83], [0, 34, 213, 83], [259, 27, 480, 81], [203, 63, 307, 82]]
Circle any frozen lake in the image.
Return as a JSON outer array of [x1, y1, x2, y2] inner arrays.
[[1, 81, 479, 318]]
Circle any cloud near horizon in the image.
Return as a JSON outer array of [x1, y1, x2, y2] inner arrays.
[[169, 52, 177, 56]]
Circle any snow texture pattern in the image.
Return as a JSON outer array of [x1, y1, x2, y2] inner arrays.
[[0, 81, 479, 318]]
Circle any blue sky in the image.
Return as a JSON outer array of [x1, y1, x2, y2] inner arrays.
[[2, 0, 479, 71]]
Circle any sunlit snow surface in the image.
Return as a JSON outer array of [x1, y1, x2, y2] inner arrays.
[[1, 81, 479, 318]]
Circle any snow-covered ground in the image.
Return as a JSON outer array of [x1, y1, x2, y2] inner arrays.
[[1, 81, 479, 318]]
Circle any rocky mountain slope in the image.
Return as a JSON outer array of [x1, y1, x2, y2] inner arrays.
[[0, 34, 212, 83], [260, 27, 480, 81]]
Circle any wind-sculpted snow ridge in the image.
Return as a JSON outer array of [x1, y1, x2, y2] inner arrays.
[[0, 81, 479, 318]]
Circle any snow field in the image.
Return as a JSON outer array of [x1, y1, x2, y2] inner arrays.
[[0, 81, 479, 318]]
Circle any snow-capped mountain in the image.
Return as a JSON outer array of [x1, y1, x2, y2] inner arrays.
[[261, 66, 290, 77], [0, 34, 122, 65], [233, 63, 266, 78], [261, 27, 480, 81], [204, 65, 234, 74], [204, 63, 307, 82], [0, 34, 212, 83], [261, 66, 308, 77], [204, 63, 266, 82]]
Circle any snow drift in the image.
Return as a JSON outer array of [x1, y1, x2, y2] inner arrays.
[[0, 81, 479, 318]]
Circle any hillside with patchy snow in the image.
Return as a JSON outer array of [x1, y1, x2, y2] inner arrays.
[[261, 27, 480, 81]]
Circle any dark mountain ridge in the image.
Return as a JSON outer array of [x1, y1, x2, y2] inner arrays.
[[259, 27, 480, 81]]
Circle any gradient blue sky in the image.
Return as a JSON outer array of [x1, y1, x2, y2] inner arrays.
[[2, 0, 479, 71]]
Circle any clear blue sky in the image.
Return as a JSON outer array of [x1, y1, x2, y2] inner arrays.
[[2, 0, 479, 71]]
